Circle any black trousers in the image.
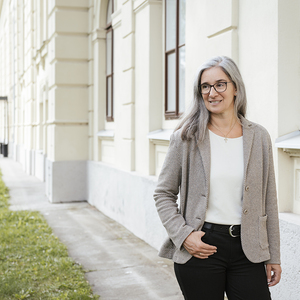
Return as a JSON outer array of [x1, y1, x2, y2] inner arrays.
[[174, 226, 271, 300]]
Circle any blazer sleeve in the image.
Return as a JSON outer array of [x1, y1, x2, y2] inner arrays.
[[153, 133, 194, 250], [265, 134, 281, 265]]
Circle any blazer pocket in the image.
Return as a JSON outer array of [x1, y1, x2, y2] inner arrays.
[[259, 215, 269, 250]]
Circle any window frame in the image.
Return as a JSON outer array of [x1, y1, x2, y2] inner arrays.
[[164, 0, 186, 119], [105, 0, 114, 122]]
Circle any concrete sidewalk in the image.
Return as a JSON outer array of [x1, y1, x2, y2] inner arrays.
[[0, 158, 182, 300]]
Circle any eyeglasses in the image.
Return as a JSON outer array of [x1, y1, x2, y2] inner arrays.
[[199, 81, 233, 95]]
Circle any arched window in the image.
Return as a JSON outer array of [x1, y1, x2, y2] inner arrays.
[[106, 0, 114, 121]]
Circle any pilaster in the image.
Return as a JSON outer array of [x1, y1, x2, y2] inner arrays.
[[92, 28, 106, 161], [205, 0, 239, 62], [134, 0, 162, 174], [47, 2, 89, 162], [117, 0, 135, 171]]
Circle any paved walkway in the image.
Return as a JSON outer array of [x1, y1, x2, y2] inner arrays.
[[0, 158, 182, 300]]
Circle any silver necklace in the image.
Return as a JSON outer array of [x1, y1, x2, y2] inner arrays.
[[210, 119, 237, 143]]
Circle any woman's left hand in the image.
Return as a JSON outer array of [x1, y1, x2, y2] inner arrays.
[[266, 264, 282, 287]]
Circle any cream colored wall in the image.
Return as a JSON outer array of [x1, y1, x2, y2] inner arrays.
[[47, 0, 89, 162], [239, 0, 278, 133], [185, 0, 238, 115], [0, 0, 245, 178], [134, 1, 163, 174], [238, 0, 280, 205], [0, 0, 19, 156], [278, 0, 300, 136], [276, 1, 300, 213], [91, 0, 115, 164], [0, 0, 10, 144], [114, 0, 135, 171], [0, 0, 281, 174], [0, 0, 300, 210], [0, 0, 89, 174]]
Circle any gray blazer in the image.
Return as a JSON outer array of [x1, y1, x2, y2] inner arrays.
[[154, 117, 280, 265]]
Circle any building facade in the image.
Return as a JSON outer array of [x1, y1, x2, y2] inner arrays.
[[1, 0, 300, 298]]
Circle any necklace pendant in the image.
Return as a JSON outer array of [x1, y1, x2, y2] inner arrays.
[[224, 137, 228, 143]]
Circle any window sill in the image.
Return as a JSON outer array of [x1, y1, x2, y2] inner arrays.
[[147, 129, 173, 145], [275, 131, 300, 157], [147, 129, 173, 141], [97, 130, 114, 140], [275, 130, 300, 149]]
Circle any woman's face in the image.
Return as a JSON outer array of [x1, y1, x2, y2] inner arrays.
[[200, 67, 236, 117]]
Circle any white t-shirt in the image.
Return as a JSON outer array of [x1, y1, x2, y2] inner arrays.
[[205, 130, 244, 225]]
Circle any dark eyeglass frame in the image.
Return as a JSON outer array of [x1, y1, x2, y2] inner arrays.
[[199, 81, 233, 95]]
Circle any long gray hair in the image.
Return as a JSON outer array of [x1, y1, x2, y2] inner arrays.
[[175, 56, 247, 143]]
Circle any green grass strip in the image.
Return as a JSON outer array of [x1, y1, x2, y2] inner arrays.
[[0, 171, 100, 300]]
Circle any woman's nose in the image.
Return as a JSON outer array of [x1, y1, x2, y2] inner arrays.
[[209, 86, 218, 97]]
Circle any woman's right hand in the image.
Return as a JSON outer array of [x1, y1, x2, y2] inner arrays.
[[183, 231, 217, 259]]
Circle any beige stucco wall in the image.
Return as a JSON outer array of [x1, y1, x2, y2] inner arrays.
[[1, 0, 300, 297], [1, 0, 300, 212]]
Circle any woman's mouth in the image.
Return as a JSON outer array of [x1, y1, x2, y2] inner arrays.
[[209, 100, 222, 104]]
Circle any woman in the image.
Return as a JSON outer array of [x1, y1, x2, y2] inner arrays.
[[154, 56, 281, 300]]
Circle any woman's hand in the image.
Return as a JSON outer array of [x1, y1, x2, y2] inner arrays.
[[183, 231, 217, 259], [266, 264, 282, 287]]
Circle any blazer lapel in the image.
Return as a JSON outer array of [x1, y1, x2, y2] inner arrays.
[[197, 129, 211, 197], [241, 117, 254, 179]]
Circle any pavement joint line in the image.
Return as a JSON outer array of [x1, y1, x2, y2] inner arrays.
[[86, 265, 142, 272]]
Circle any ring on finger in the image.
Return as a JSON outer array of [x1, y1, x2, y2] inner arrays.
[[199, 252, 202, 256]]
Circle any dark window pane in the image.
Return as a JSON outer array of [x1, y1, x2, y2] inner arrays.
[[167, 52, 176, 111], [166, 0, 176, 51]]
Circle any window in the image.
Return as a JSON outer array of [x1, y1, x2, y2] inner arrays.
[[106, 0, 114, 121], [165, 0, 186, 119]]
